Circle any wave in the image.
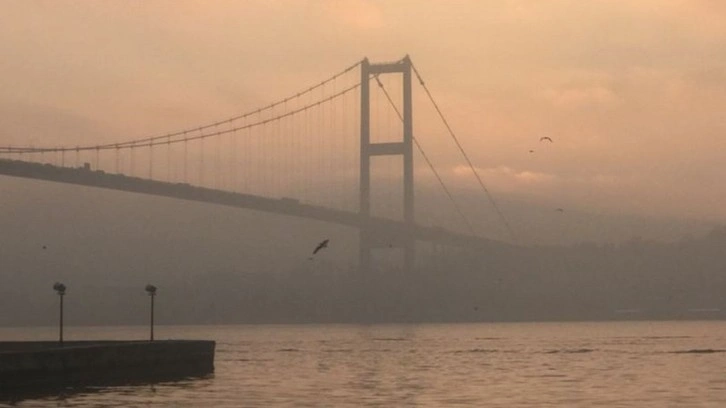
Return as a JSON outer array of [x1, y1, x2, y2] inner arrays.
[[642, 336, 693, 340], [452, 348, 499, 354], [545, 348, 596, 354], [670, 349, 726, 354], [220, 358, 273, 362], [372, 337, 409, 342]]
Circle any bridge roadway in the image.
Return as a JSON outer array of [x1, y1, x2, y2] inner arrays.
[[0, 159, 512, 251]]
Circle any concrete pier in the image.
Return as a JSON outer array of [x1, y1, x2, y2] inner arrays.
[[0, 340, 215, 394]]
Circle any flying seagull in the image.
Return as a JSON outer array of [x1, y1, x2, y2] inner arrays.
[[540, 136, 553, 142], [312, 239, 329, 255]]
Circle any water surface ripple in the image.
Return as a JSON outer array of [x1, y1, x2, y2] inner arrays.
[[2, 321, 726, 407]]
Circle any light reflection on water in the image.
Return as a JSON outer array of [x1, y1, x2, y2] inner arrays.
[[2, 321, 726, 407]]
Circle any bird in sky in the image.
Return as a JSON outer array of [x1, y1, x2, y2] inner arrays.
[[312, 239, 329, 255], [540, 136, 553, 142], [42, 245, 47, 250], [528, 149, 535, 153], [555, 208, 564, 212]]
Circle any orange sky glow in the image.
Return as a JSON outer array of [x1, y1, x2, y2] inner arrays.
[[1, 0, 725, 224]]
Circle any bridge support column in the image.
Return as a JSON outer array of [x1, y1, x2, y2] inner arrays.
[[359, 56, 415, 275]]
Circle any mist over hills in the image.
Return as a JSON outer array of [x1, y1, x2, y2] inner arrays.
[[0, 176, 723, 327]]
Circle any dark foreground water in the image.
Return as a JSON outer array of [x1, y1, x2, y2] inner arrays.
[[1, 321, 726, 407]]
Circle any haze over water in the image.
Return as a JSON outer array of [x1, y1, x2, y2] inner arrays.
[[2, 321, 726, 407]]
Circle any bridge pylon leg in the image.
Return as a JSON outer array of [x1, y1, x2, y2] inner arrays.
[[359, 56, 415, 275]]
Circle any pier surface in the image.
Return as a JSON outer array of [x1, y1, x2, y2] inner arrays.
[[0, 340, 215, 394]]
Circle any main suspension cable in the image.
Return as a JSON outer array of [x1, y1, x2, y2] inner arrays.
[[372, 74, 476, 236], [0, 83, 361, 154], [1, 59, 364, 153], [410, 62, 518, 244]]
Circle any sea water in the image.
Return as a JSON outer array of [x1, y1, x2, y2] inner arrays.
[[2, 321, 725, 407]]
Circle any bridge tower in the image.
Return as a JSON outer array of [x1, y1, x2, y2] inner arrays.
[[359, 56, 414, 274]]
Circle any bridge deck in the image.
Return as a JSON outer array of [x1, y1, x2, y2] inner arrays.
[[0, 159, 511, 251]]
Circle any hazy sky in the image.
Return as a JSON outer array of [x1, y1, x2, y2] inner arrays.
[[1, 1, 725, 223]]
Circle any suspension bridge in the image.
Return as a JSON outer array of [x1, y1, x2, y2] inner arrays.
[[0, 56, 516, 273]]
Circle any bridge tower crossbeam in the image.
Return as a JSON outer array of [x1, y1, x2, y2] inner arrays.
[[359, 56, 414, 274]]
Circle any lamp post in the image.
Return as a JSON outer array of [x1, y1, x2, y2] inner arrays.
[[145, 284, 157, 341], [52, 282, 66, 345]]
